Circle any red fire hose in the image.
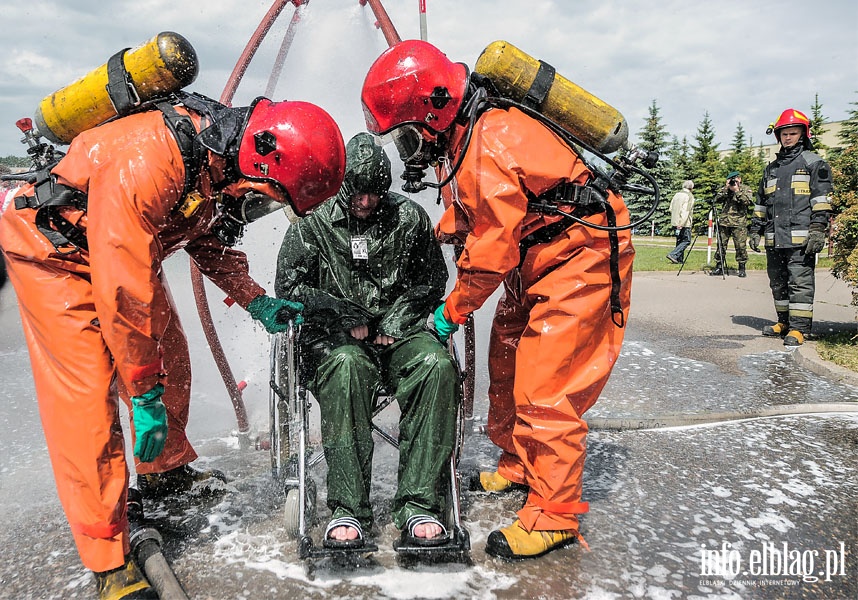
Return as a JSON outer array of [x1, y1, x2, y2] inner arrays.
[[190, 0, 306, 442]]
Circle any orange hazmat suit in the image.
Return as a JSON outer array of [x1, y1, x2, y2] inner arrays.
[[436, 107, 634, 534], [0, 109, 267, 572]]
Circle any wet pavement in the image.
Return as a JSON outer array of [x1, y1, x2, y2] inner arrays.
[[1, 262, 857, 599]]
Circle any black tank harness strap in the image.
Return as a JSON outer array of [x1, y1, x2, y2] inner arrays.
[[521, 60, 556, 111], [519, 181, 626, 328], [15, 175, 89, 253], [105, 49, 141, 115], [155, 101, 205, 201], [13, 94, 222, 253]]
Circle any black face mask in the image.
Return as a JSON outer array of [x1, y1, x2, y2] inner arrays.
[[387, 125, 444, 193]]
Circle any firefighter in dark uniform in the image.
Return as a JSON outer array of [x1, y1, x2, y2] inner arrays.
[[710, 170, 754, 277], [750, 108, 832, 346]]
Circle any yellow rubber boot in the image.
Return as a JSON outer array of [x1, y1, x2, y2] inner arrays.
[[783, 330, 805, 347], [762, 322, 788, 337], [94, 558, 158, 600], [485, 519, 577, 560], [470, 471, 527, 493]]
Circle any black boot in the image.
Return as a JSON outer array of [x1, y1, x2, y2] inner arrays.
[[737, 263, 746, 278], [709, 265, 724, 276], [138, 464, 228, 499]]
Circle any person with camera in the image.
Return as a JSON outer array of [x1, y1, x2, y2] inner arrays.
[[751, 108, 832, 347], [666, 180, 695, 264], [710, 170, 754, 277]]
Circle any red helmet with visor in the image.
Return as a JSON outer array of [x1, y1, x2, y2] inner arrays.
[[237, 98, 345, 216], [361, 40, 469, 136]]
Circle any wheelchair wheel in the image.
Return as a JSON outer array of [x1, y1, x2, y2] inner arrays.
[[284, 480, 317, 537]]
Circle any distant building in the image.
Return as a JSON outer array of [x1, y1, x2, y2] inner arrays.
[[718, 120, 845, 161]]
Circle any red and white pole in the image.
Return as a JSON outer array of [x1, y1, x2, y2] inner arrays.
[[419, 0, 428, 41], [707, 209, 714, 264]]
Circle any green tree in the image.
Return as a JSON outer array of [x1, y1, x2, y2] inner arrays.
[[809, 93, 829, 155], [828, 97, 858, 304], [689, 112, 722, 225], [666, 135, 692, 190], [628, 100, 673, 233], [0, 155, 30, 168], [722, 124, 766, 197]]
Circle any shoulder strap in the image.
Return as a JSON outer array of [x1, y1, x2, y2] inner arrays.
[[156, 101, 204, 200]]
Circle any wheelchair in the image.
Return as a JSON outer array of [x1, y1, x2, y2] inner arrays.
[[268, 322, 470, 562]]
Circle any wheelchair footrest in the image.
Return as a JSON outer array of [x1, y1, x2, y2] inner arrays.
[[393, 524, 471, 562], [298, 535, 379, 560]]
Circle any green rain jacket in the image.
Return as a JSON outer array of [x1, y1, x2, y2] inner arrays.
[[274, 139, 447, 343]]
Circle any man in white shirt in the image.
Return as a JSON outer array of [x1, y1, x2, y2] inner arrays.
[[666, 180, 695, 264]]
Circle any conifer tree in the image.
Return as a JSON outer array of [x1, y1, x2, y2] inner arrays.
[[809, 93, 829, 155], [689, 112, 722, 224], [630, 100, 673, 234], [828, 97, 858, 299]]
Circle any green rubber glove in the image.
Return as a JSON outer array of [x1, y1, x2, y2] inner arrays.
[[433, 304, 459, 343], [805, 230, 826, 254], [247, 294, 304, 333], [132, 383, 168, 463]]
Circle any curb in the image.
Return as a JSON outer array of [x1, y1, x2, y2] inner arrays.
[[793, 341, 858, 388]]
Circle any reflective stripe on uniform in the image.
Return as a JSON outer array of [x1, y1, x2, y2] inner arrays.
[[789, 302, 813, 318], [765, 179, 778, 195], [811, 195, 832, 212], [774, 299, 789, 311]]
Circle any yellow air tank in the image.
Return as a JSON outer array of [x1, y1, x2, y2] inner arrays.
[[34, 31, 199, 144], [475, 40, 628, 154]]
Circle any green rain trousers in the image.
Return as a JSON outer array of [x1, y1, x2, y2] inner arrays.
[[306, 329, 458, 530]]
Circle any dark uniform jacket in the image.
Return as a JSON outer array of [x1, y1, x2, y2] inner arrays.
[[753, 145, 833, 249]]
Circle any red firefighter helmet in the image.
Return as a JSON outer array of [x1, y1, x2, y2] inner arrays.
[[771, 108, 812, 140], [237, 98, 346, 216], [361, 40, 469, 135]]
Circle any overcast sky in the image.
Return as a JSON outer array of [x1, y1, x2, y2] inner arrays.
[[0, 0, 856, 158]]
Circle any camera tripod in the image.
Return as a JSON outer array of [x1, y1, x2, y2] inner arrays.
[[677, 200, 726, 279]]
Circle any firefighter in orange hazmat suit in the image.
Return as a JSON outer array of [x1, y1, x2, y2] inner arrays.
[[361, 40, 634, 560], [0, 96, 345, 597]]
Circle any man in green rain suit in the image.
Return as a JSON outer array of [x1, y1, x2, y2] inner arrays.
[[275, 132, 458, 549]]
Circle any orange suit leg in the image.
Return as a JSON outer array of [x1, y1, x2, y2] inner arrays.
[[4, 254, 129, 572], [513, 228, 633, 533], [122, 279, 197, 476], [487, 279, 528, 484]]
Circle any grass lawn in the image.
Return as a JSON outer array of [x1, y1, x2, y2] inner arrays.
[[631, 235, 833, 272]]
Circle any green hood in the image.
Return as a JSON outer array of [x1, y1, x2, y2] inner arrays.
[[339, 132, 392, 200]]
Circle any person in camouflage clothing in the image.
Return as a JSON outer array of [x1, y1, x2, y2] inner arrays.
[[710, 170, 754, 277], [274, 132, 458, 549]]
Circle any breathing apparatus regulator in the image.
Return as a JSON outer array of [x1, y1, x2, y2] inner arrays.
[[382, 41, 660, 235]]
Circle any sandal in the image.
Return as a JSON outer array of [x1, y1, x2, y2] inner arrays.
[[323, 515, 366, 550], [399, 514, 449, 548]]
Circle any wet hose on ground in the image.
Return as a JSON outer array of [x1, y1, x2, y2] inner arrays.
[[586, 402, 858, 431], [127, 489, 190, 600]]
